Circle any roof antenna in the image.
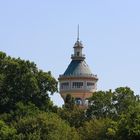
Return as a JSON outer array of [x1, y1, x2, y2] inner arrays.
[[77, 24, 79, 41]]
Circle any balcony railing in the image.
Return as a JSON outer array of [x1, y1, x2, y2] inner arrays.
[[59, 73, 98, 79], [71, 54, 85, 57]]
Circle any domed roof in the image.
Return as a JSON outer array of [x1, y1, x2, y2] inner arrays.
[[63, 60, 93, 76]]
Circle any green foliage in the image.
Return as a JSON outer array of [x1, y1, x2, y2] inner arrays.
[[0, 51, 140, 140], [79, 118, 108, 140], [0, 120, 16, 140], [13, 112, 80, 140], [105, 121, 118, 139], [86, 90, 115, 119], [64, 94, 75, 109], [79, 118, 119, 140], [87, 87, 139, 120], [113, 87, 136, 115], [58, 106, 86, 128], [0, 51, 57, 113], [13, 102, 40, 117], [0, 102, 40, 124], [117, 103, 140, 140]]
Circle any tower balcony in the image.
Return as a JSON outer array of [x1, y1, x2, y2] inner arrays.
[[59, 73, 98, 79], [71, 54, 85, 60]]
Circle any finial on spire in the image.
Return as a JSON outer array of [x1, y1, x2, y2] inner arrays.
[[77, 24, 79, 41]]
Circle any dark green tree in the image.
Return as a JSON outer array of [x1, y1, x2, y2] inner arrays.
[[86, 87, 139, 119], [58, 106, 86, 128], [86, 90, 114, 119], [13, 112, 80, 140], [0, 51, 57, 113], [117, 103, 140, 140], [112, 87, 137, 115], [79, 118, 115, 140], [58, 94, 86, 128], [64, 94, 75, 109], [0, 120, 16, 140]]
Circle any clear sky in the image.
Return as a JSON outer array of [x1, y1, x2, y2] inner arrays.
[[0, 0, 140, 106]]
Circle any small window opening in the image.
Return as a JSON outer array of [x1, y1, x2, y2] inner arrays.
[[77, 52, 80, 56]]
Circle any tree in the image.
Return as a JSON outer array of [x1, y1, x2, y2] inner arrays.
[[117, 103, 140, 140], [64, 94, 75, 109], [112, 87, 137, 115], [86, 90, 115, 119], [0, 51, 57, 113], [86, 87, 139, 119], [79, 118, 111, 140], [0, 120, 16, 140], [58, 106, 86, 128], [57, 94, 86, 128], [13, 112, 80, 140]]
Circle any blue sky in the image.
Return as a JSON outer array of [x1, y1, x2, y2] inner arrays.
[[0, 0, 140, 106]]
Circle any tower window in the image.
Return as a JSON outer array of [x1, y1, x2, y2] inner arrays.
[[61, 82, 69, 89], [77, 52, 80, 56], [87, 82, 94, 90], [72, 82, 83, 88], [87, 82, 94, 86]]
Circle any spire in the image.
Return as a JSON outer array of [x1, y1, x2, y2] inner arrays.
[[71, 25, 85, 60], [77, 24, 79, 41]]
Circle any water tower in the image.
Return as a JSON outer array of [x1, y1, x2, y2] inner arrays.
[[58, 28, 98, 107]]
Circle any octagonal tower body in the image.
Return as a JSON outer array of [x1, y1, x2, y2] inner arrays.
[[58, 39, 98, 107]]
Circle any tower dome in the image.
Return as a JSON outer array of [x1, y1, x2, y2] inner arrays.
[[58, 28, 98, 107], [63, 60, 92, 76]]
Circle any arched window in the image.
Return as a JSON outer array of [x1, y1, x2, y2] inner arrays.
[[75, 98, 82, 105]]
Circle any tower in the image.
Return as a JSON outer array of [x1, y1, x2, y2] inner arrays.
[[58, 28, 98, 107]]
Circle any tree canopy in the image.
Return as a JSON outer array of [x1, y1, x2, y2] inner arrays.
[[0, 51, 140, 140], [0, 51, 57, 113]]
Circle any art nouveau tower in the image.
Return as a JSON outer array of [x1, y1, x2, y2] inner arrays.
[[58, 32, 98, 107]]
